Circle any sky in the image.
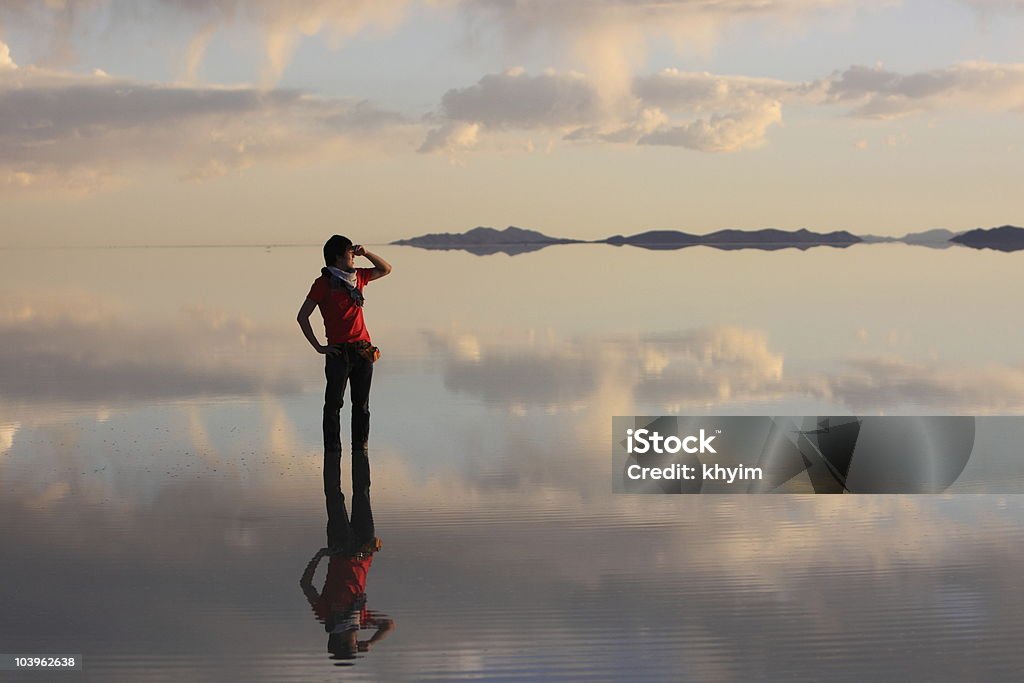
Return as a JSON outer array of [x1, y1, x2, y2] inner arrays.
[[1, 0, 1024, 246]]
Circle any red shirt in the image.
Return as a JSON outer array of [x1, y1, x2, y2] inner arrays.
[[307, 268, 374, 344], [314, 554, 374, 624]]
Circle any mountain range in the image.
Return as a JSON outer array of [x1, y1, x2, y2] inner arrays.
[[391, 226, 582, 256], [390, 225, 1024, 254]]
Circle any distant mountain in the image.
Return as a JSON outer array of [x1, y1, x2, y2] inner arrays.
[[393, 225, 1024, 255], [604, 230, 701, 250], [604, 228, 861, 251], [392, 226, 581, 255], [901, 228, 962, 244], [899, 228, 963, 250], [950, 225, 1024, 252], [704, 228, 861, 245]]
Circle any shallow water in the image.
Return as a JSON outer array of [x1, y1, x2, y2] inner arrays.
[[2, 244, 1024, 680]]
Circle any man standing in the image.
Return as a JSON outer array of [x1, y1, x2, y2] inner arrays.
[[300, 541, 395, 661], [298, 235, 392, 552]]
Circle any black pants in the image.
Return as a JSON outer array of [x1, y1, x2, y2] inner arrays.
[[323, 347, 374, 551]]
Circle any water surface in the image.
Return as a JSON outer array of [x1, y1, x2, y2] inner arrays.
[[2, 244, 1024, 680]]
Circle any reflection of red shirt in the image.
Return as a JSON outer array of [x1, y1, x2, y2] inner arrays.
[[313, 554, 374, 623], [306, 269, 374, 344]]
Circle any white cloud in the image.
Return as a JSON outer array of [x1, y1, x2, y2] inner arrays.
[[631, 327, 788, 406], [420, 68, 604, 152], [1, 0, 871, 88], [438, 68, 603, 129], [0, 422, 17, 456], [0, 40, 16, 70], [164, 0, 416, 85], [425, 325, 1024, 414], [821, 62, 1024, 119], [0, 0, 414, 84], [633, 68, 798, 111], [422, 67, 792, 153], [0, 297, 304, 411], [638, 100, 782, 151], [822, 356, 1024, 413], [459, 0, 860, 96], [417, 121, 481, 154], [0, 51, 414, 190]]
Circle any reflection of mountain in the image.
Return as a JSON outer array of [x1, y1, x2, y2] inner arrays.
[[391, 226, 581, 255], [604, 228, 861, 251], [901, 228, 962, 246], [860, 229, 963, 249], [951, 225, 1024, 252], [395, 225, 1024, 254]]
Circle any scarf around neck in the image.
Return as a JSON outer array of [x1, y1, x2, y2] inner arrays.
[[323, 266, 364, 307]]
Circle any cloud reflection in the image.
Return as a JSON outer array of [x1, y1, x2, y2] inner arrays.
[[823, 356, 1024, 413], [0, 298, 304, 420], [424, 326, 1024, 413], [3, 344, 1024, 681], [0, 422, 17, 455], [3, 397, 1023, 681]]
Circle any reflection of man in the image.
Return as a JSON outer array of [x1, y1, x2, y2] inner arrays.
[[299, 545, 395, 661], [296, 235, 392, 550]]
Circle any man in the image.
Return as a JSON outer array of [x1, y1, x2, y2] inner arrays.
[[299, 484, 392, 662], [297, 235, 392, 551], [300, 542, 395, 662]]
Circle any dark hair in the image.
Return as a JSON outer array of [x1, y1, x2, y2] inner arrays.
[[324, 235, 353, 266], [328, 632, 358, 660]]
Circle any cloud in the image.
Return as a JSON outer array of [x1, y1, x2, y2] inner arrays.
[[2, 408, 1019, 683], [820, 61, 1024, 119], [438, 68, 604, 129], [512, 59, 1024, 153], [631, 69, 796, 150], [422, 67, 794, 153], [459, 0, 859, 96], [0, 52, 414, 190], [0, 0, 866, 87], [423, 330, 602, 407], [0, 1, 98, 67], [0, 422, 16, 456], [0, 0, 414, 84], [164, 0, 416, 84], [0, 297, 304, 414], [462, 0, 854, 33], [423, 325, 1024, 414], [424, 326, 794, 412], [633, 68, 797, 111], [958, 0, 1024, 12], [630, 327, 789, 406], [420, 68, 604, 151], [0, 40, 16, 70], [638, 100, 782, 151], [417, 121, 481, 154], [821, 356, 1024, 413]]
